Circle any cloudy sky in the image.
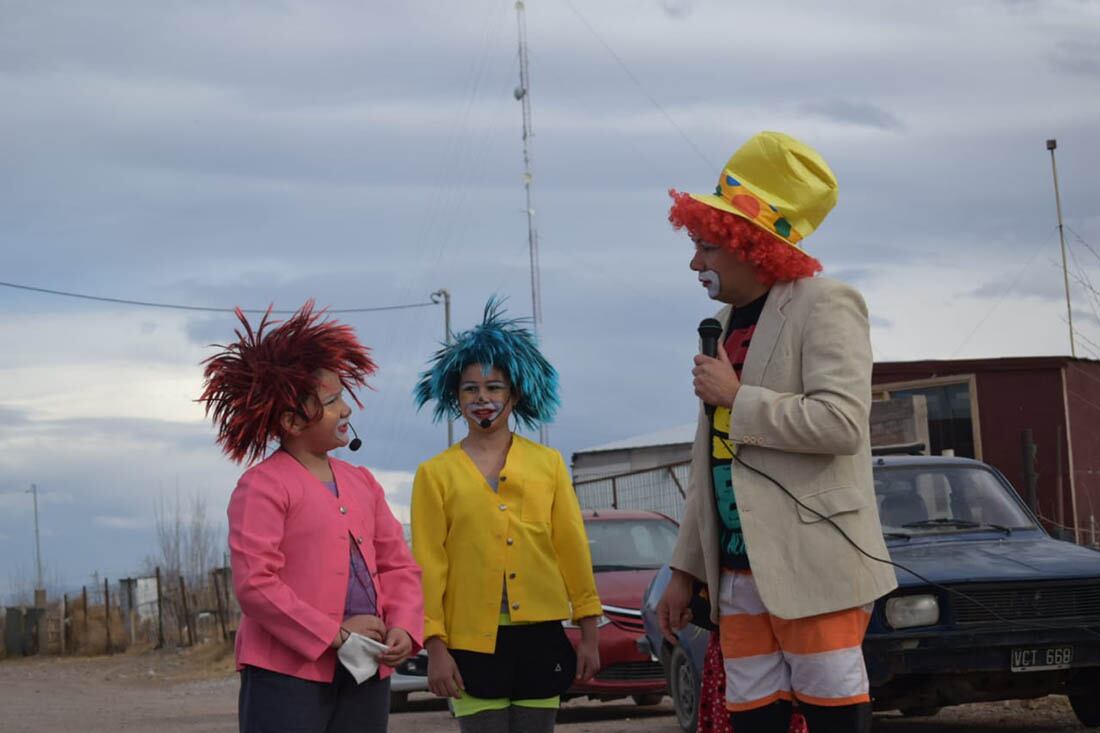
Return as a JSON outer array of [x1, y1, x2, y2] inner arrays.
[[2, 0, 1099, 602]]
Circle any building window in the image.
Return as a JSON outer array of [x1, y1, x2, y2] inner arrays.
[[888, 382, 975, 458]]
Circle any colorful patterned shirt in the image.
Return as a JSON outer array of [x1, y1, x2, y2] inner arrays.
[[711, 291, 768, 569]]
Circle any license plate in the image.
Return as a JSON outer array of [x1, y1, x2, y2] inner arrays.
[[1010, 646, 1073, 672]]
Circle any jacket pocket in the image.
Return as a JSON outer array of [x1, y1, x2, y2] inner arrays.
[[795, 485, 868, 524], [521, 483, 554, 523]]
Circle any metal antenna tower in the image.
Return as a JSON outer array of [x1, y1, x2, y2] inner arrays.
[[514, 0, 548, 444]]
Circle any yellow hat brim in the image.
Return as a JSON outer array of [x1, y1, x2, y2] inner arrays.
[[687, 193, 804, 252]]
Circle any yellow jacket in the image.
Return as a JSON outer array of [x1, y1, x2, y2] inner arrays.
[[411, 435, 602, 653]]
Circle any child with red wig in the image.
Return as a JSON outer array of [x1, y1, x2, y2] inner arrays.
[[199, 301, 423, 733]]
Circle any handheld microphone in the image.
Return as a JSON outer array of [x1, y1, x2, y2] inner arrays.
[[698, 318, 724, 417], [347, 423, 362, 452]]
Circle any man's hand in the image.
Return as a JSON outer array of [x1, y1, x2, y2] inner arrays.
[[378, 627, 413, 667], [657, 569, 695, 644], [425, 637, 465, 699], [692, 344, 740, 409], [342, 614, 387, 642]]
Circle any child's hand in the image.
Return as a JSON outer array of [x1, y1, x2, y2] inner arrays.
[[378, 627, 413, 667], [343, 614, 387, 642], [426, 638, 465, 699], [575, 637, 601, 681]]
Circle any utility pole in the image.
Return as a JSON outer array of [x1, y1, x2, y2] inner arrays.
[[28, 484, 44, 598], [514, 0, 548, 445], [432, 289, 453, 446], [1047, 139, 1076, 358], [28, 483, 46, 654]]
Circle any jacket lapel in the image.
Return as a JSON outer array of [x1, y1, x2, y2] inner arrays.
[[739, 281, 792, 387]]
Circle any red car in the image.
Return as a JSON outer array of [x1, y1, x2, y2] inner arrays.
[[562, 510, 680, 706]]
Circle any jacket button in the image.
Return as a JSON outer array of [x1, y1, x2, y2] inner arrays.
[[500, 475, 507, 482], [339, 506, 347, 514], [506, 538, 514, 545], [511, 602, 520, 610], [356, 536, 364, 544], [498, 504, 507, 511], [509, 573, 516, 579]]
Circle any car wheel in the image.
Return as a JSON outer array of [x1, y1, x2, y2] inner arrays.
[[390, 691, 409, 713], [899, 706, 941, 718], [1071, 694, 1100, 727], [633, 693, 664, 706], [668, 644, 699, 733]]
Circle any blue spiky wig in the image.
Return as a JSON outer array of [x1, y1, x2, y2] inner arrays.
[[413, 298, 559, 430]]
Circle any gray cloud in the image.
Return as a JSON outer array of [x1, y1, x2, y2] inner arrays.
[[658, 0, 695, 19], [1051, 40, 1100, 78], [798, 99, 905, 132], [0, 406, 31, 426]]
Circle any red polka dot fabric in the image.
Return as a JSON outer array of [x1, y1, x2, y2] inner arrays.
[[698, 632, 809, 733]]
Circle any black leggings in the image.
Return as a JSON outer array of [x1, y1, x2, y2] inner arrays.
[[729, 700, 872, 733]]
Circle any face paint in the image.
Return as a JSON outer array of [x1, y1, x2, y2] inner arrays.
[[464, 400, 505, 427], [699, 270, 721, 299]]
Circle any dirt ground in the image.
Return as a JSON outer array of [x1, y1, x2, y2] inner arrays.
[[0, 645, 1094, 732]]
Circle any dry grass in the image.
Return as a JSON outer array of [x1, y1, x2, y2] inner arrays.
[[69, 601, 129, 655]]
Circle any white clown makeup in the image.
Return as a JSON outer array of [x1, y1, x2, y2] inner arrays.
[[699, 269, 722, 299], [459, 375, 511, 428], [462, 399, 506, 427]]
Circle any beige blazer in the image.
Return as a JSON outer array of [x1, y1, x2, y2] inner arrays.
[[671, 276, 897, 621]]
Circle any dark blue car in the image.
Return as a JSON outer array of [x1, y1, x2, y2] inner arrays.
[[641, 456, 1100, 731]]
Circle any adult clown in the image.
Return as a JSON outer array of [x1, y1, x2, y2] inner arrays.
[[657, 132, 896, 733]]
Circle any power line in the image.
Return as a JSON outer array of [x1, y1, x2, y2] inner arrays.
[[561, 0, 715, 173], [1068, 226, 1100, 266], [0, 280, 439, 315], [950, 230, 1055, 357]]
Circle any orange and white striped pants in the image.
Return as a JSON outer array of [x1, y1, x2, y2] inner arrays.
[[718, 570, 871, 712]]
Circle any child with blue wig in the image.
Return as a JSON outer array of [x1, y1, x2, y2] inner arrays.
[[410, 298, 602, 733]]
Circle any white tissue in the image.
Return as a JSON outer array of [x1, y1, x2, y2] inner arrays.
[[337, 632, 390, 684]]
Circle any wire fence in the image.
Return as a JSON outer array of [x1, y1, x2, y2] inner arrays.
[[574, 461, 690, 521], [1, 566, 239, 659]]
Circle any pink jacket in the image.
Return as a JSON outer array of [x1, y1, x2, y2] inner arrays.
[[228, 450, 423, 682]]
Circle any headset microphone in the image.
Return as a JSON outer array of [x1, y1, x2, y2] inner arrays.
[[698, 318, 724, 417], [347, 423, 362, 452], [476, 404, 510, 431]]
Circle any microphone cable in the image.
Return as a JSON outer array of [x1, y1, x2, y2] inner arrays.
[[716, 432, 1100, 641]]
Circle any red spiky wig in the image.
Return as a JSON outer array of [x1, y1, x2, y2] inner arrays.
[[668, 190, 822, 285], [198, 301, 377, 465]]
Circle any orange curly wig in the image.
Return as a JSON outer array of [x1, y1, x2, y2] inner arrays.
[[668, 190, 822, 285], [198, 301, 376, 465]]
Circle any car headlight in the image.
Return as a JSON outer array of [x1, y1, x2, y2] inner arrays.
[[885, 594, 940, 629], [562, 615, 612, 628]]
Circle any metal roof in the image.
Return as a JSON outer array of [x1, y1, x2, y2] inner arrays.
[[576, 423, 695, 455]]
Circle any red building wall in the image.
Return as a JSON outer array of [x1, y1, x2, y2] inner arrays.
[[1065, 362, 1100, 542], [872, 358, 1080, 537]]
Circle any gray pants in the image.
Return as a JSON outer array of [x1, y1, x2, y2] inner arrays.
[[457, 706, 557, 733]]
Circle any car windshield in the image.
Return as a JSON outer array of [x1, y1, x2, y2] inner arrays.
[[584, 518, 679, 571], [874, 465, 1037, 533]]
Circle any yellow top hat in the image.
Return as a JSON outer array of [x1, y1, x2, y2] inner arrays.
[[689, 131, 838, 249]]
